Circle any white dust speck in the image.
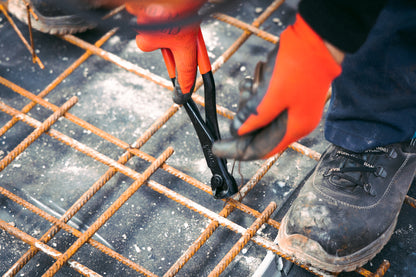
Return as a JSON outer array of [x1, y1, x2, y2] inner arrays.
[[273, 18, 283, 26], [277, 181, 286, 188], [133, 244, 141, 253], [255, 7, 263, 14], [108, 36, 121, 46]]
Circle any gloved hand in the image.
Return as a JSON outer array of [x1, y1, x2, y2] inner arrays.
[[212, 14, 342, 161], [125, 0, 206, 104]]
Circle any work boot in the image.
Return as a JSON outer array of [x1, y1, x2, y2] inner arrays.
[[277, 141, 416, 272], [7, 0, 97, 35]]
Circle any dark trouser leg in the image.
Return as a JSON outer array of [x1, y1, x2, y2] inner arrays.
[[325, 0, 416, 152], [277, 1, 416, 272]]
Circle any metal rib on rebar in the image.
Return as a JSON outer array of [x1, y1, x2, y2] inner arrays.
[[208, 201, 277, 277], [0, 28, 117, 138], [147, 177, 336, 277], [212, 13, 279, 44], [0, 97, 286, 276], [0, 96, 78, 171], [0, 186, 157, 277], [0, 4, 44, 68], [0, 91, 289, 275], [0, 76, 274, 222], [355, 260, 391, 277], [0, 69, 277, 236], [405, 195, 416, 208], [4, 101, 176, 276], [0, 219, 102, 277], [42, 147, 174, 276], [0, 101, 144, 181], [163, 154, 282, 277], [59, 33, 236, 121], [0, 97, 392, 277]]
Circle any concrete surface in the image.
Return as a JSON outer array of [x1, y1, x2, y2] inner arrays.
[[0, 1, 415, 276]]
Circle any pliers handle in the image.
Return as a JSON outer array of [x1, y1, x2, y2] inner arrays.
[[161, 28, 238, 199]]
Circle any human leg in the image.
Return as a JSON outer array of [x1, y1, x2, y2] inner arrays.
[[277, 0, 416, 272], [325, 0, 416, 152]]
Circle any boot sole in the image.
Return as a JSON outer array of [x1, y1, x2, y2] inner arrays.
[[277, 211, 399, 273], [8, 0, 96, 35]]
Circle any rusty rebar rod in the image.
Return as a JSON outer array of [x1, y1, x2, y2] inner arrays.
[[192, 0, 285, 120], [0, 1, 395, 275], [0, 83, 388, 276], [0, 84, 273, 238], [42, 147, 173, 276], [163, 154, 281, 277], [102, 4, 125, 20], [208, 201, 277, 277], [60, 33, 173, 90], [0, 96, 78, 171], [226, 198, 281, 229], [25, 1, 36, 63], [374, 260, 391, 277], [0, 75, 174, 165], [210, 0, 284, 75], [159, 152, 341, 277], [146, 178, 333, 277], [59, 33, 236, 121], [405, 195, 416, 208], [0, 28, 117, 138], [0, 219, 102, 277], [355, 260, 390, 277], [0, 76, 282, 230], [5, 103, 179, 277], [0, 4, 44, 68], [0, 186, 157, 277], [212, 13, 279, 44], [0, 101, 147, 181], [290, 142, 322, 161]]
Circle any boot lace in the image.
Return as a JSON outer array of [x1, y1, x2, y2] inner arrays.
[[324, 147, 394, 196]]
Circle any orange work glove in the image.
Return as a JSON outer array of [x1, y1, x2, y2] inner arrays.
[[212, 14, 342, 161], [125, 0, 206, 104]]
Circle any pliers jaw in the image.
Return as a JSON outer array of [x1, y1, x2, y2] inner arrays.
[[211, 173, 238, 199]]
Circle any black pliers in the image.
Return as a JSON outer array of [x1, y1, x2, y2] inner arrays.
[[161, 29, 238, 199]]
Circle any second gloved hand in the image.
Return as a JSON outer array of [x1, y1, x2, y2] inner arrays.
[[212, 14, 342, 161]]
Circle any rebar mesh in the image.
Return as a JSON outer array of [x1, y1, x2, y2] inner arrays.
[[0, 1, 414, 277]]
